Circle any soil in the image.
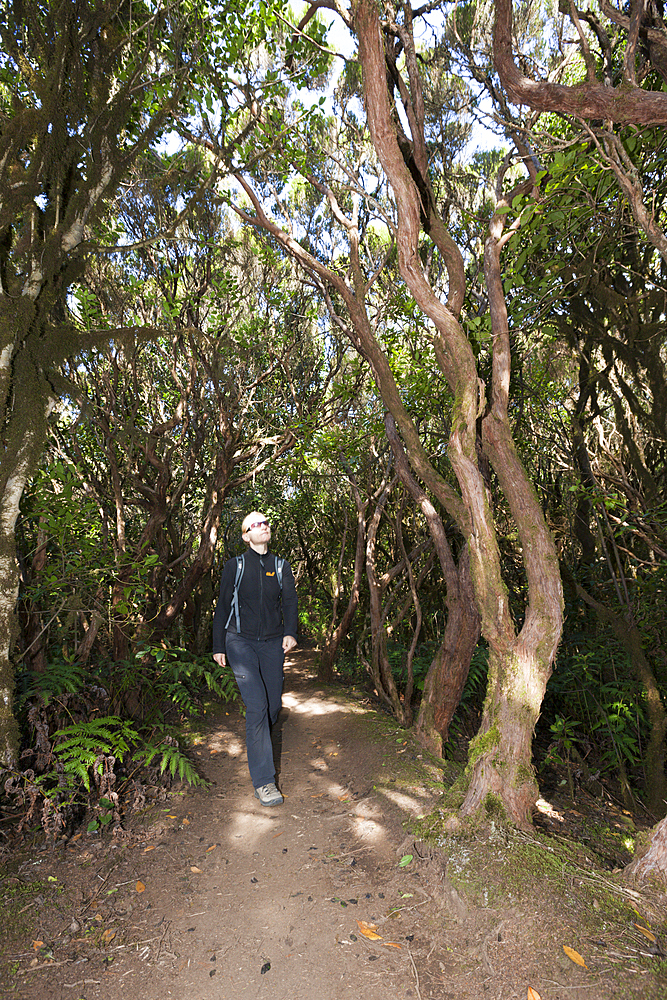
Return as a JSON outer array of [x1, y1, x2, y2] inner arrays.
[[1, 649, 667, 1000]]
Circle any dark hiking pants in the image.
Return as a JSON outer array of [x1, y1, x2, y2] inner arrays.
[[225, 632, 284, 789]]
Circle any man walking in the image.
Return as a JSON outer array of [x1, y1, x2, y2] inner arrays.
[[212, 512, 298, 805]]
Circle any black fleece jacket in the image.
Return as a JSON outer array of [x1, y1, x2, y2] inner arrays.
[[212, 548, 298, 654]]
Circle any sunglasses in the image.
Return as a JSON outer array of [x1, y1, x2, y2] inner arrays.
[[247, 520, 270, 530]]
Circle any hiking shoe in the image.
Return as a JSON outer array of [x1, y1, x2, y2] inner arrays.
[[254, 782, 283, 806]]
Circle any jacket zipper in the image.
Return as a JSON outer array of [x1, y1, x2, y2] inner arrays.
[[258, 555, 264, 639]]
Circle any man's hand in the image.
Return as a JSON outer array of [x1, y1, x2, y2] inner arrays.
[[213, 652, 226, 667], [282, 635, 297, 653]]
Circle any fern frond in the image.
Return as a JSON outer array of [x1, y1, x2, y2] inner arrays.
[[136, 741, 205, 787]]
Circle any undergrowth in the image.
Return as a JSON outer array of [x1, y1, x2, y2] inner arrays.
[[2, 642, 239, 842]]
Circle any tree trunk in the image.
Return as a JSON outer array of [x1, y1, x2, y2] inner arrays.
[[417, 548, 480, 755], [0, 390, 53, 766], [458, 217, 563, 826], [626, 815, 667, 884], [20, 520, 49, 674], [365, 474, 407, 722], [384, 413, 480, 754], [75, 610, 104, 664], [319, 489, 366, 683], [354, 0, 563, 825]]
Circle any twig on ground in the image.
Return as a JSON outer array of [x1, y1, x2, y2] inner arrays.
[[23, 959, 73, 973], [407, 944, 422, 1000]]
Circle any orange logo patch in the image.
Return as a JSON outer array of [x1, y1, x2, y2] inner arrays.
[[266, 571, 275, 576]]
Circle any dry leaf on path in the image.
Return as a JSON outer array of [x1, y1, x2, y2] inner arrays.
[[32, 941, 44, 951], [563, 945, 588, 968], [136, 881, 146, 893], [634, 923, 657, 942], [102, 929, 116, 944], [527, 988, 542, 1000], [143, 845, 156, 853], [206, 844, 217, 852], [190, 866, 202, 873], [357, 920, 383, 941], [382, 942, 402, 949]]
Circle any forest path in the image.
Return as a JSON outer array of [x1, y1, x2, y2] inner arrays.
[[3, 649, 666, 1000], [131, 648, 437, 1000]]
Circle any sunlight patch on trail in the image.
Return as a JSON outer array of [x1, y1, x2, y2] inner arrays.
[[206, 728, 244, 756], [376, 786, 431, 817], [349, 815, 384, 844], [206, 733, 245, 757], [225, 810, 283, 848], [281, 692, 364, 716]]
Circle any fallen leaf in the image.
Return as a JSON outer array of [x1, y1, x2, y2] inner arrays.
[[399, 854, 413, 867], [102, 929, 116, 944], [272, 831, 283, 839], [136, 881, 146, 893], [70, 833, 82, 843], [94, 913, 103, 922], [143, 845, 156, 853], [634, 923, 657, 943], [563, 945, 588, 969], [527, 989, 542, 1000], [206, 844, 217, 852], [167, 814, 177, 819], [190, 866, 203, 873], [383, 942, 402, 949], [357, 920, 383, 941], [32, 940, 44, 951], [182, 818, 190, 825]]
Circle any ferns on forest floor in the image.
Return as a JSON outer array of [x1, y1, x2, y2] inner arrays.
[[5, 645, 239, 840]]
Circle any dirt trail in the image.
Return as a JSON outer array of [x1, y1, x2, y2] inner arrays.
[[131, 649, 438, 1000], [3, 652, 442, 1000], [3, 650, 667, 1000]]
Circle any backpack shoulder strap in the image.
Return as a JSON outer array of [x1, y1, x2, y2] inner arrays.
[[275, 556, 284, 590], [224, 554, 245, 632]]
